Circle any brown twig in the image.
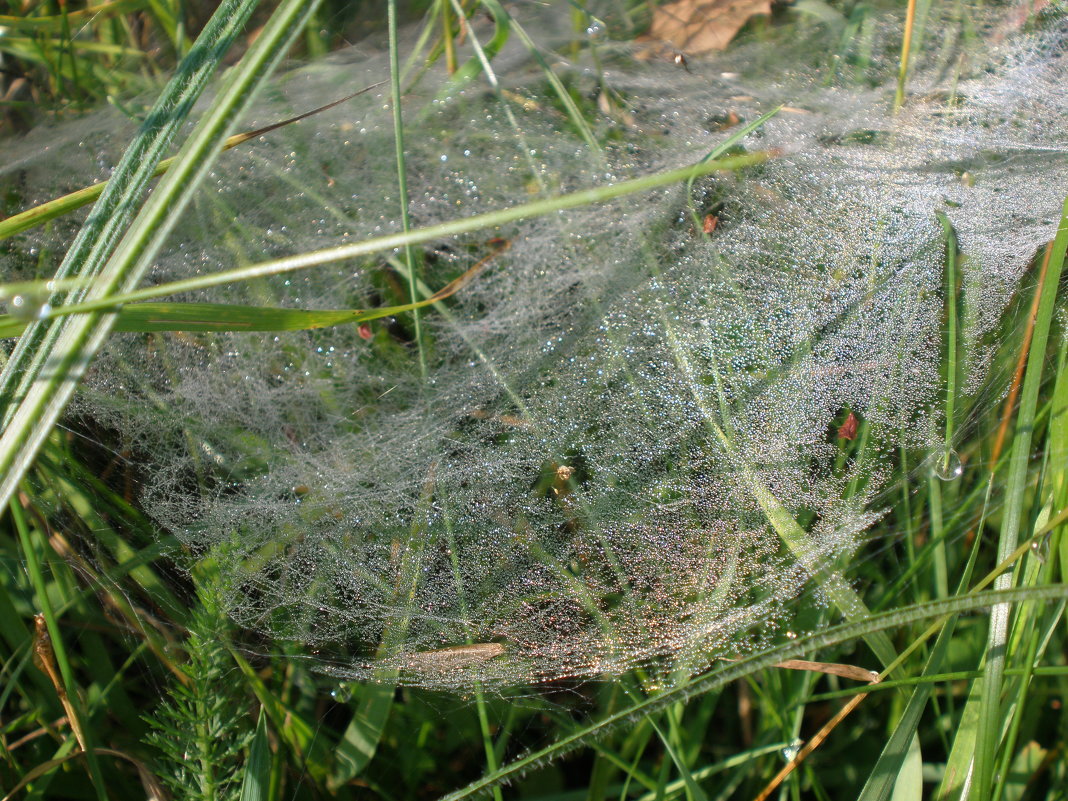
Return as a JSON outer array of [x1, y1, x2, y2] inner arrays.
[[750, 660, 882, 801], [990, 242, 1055, 468]]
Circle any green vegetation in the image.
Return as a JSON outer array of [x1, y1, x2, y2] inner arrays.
[[1, 1, 1066, 800]]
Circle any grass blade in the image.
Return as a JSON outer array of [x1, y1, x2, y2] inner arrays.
[[0, 253, 488, 335], [239, 709, 271, 801]]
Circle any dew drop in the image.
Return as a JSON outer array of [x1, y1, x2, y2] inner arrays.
[[8, 293, 49, 322], [330, 683, 353, 703], [933, 449, 963, 481], [1030, 534, 1050, 564]]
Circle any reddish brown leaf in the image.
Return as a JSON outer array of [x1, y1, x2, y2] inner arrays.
[[837, 411, 858, 441], [641, 0, 772, 55]]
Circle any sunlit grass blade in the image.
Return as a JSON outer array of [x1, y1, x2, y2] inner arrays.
[[0, 251, 488, 336], [33, 151, 771, 311]]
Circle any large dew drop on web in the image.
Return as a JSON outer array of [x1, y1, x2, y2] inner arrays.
[[12, 2, 1064, 688]]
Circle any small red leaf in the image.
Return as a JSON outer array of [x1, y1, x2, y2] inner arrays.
[[837, 411, 858, 441]]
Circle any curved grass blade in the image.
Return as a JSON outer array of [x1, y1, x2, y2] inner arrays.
[[0, 249, 491, 336]]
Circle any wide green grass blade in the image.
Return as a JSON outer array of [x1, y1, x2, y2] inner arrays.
[[239, 708, 272, 801], [328, 683, 396, 790], [0, 253, 486, 335]]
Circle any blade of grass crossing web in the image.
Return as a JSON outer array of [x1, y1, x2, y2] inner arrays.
[[0, 271, 486, 335], [437, 587, 1068, 801], [24, 152, 770, 309], [0, 0, 325, 519], [973, 196, 1068, 801], [0, 0, 260, 426], [388, 0, 426, 378]]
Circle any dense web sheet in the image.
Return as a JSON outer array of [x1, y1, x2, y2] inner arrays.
[[5, 1, 1066, 689]]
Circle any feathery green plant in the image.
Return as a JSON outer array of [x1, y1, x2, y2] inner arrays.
[[144, 582, 254, 801]]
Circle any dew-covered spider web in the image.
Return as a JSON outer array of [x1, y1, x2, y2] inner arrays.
[[4, 0, 1067, 690]]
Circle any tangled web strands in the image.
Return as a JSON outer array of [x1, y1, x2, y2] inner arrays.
[[20, 1, 1066, 689]]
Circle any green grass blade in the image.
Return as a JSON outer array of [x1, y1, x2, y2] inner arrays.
[[0, 255, 486, 335], [240, 708, 272, 801], [328, 683, 396, 790], [39, 151, 772, 309]]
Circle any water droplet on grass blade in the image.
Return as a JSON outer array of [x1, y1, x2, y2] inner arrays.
[[934, 450, 963, 481]]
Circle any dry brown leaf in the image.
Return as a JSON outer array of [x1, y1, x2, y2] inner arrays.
[[640, 0, 772, 55]]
